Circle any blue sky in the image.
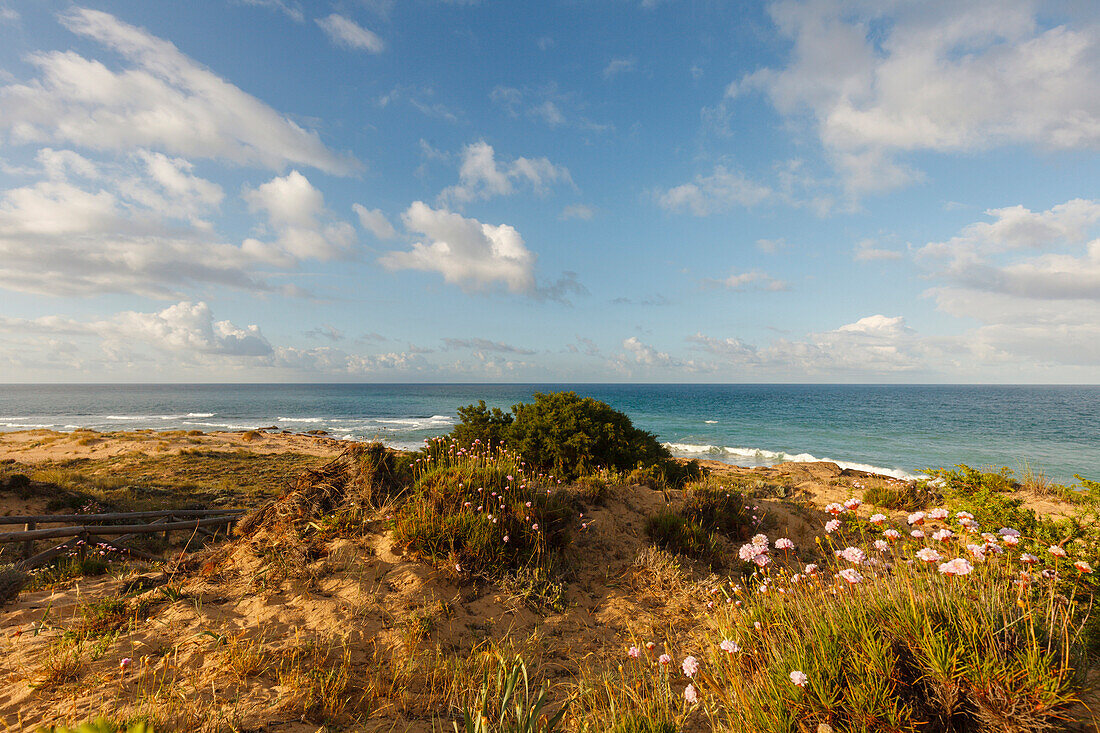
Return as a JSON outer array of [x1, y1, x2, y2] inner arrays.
[[1, 0, 1099, 383]]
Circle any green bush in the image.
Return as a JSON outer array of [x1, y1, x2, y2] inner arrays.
[[448, 392, 686, 483], [645, 511, 717, 562], [863, 482, 936, 511], [38, 720, 152, 733], [681, 486, 754, 540]]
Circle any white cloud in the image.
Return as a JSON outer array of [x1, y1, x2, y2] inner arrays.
[[353, 204, 398, 239], [239, 0, 303, 22], [623, 337, 678, 366], [755, 238, 786, 253], [560, 203, 596, 221], [603, 56, 637, 79], [733, 1, 1100, 194], [380, 201, 536, 294], [243, 170, 356, 262], [0, 8, 355, 174], [656, 166, 773, 215], [316, 14, 385, 53], [112, 301, 273, 356], [702, 269, 789, 292], [440, 141, 572, 205], [853, 238, 903, 262]]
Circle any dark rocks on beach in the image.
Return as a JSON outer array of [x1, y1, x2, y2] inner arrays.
[[305, 430, 329, 436]]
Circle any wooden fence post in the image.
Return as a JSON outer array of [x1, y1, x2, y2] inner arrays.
[[22, 521, 35, 559]]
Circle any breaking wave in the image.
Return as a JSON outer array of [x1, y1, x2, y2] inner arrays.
[[663, 442, 921, 480]]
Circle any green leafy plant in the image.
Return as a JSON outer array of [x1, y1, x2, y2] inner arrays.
[[454, 655, 567, 733]]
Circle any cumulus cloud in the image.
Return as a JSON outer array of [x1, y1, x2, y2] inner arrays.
[[316, 14, 384, 53], [0, 7, 355, 174], [353, 204, 398, 239], [732, 1, 1100, 194], [623, 336, 679, 367], [380, 201, 536, 294], [0, 156, 351, 297], [439, 141, 572, 205], [656, 166, 773, 215]]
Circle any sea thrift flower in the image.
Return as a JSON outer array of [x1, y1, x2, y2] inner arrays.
[[838, 568, 863, 584], [883, 529, 901, 540], [752, 533, 769, 546], [873, 540, 889, 552], [932, 529, 953, 542], [120, 658, 132, 672], [1049, 545, 1067, 558], [916, 548, 942, 563], [1021, 553, 1039, 565], [503, 535, 509, 543], [720, 639, 740, 654], [998, 527, 1021, 537], [682, 656, 699, 677], [628, 646, 640, 658], [825, 520, 841, 533], [907, 511, 926, 526], [1075, 561, 1094, 573], [910, 530, 925, 539], [804, 563, 819, 575], [844, 498, 862, 511], [646, 641, 655, 650], [927, 507, 949, 520], [775, 537, 795, 550], [825, 503, 845, 515], [967, 544, 987, 561], [790, 670, 808, 687], [659, 654, 671, 666], [956, 511, 974, 521], [1002, 534, 1020, 546], [532, 523, 539, 531], [683, 683, 698, 704], [870, 513, 887, 525], [1042, 568, 1058, 580], [838, 546, 866, 565], [938, 558, 974, 576], [754, 621, 762, 630]]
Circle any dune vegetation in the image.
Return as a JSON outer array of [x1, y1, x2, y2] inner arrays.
[[0, 394, 1097, 732]]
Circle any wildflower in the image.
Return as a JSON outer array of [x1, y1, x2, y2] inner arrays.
[[1020, 553, 1039, 564], [873, 540, 889, 552], [628, 646, 640, 658], [998, 527, 1021, 537], [937, 558, 973, 576], [681, 656, 699, 677], [684, 683, 698, 704], [532, 523, 539, 531], [910, 530, 925, 539], [869, 513, 887, 525], [844, 498, 862, 511], [966, 544, 986, 561], [753, 621, 762, 630], [753, 554, 771, 568], [1075, 560, 1093, 573], [790, 670, 808, 687], [956, 511, 974, 521], [738, 542, 767, 562], [1041, 568, 1058, 580], [120, 658, 132, 672], [503, 535, 509, 543], [1048, 545, 1067, 558], [838, 568, 863, 584], [931, 529, 953, 542], [984, 543, 1004, 556], [646, 641, 656, 650], [838, 546, 866, 565], [825, 502, 845, 515], [917, 547, 942, 563], [506, 475, 513, 481], [720, 639, 740, 654], [455, 563, 462, 572], [659, 653, 671, 666], [804, 563, 819, 575], [775, 537, 795, 550], [927, 507, 949, 520], [1002, 534, 1020, 546], [825, 519, 841, 533], [883, 529, 901, 540], [907, 511, 926, 526]]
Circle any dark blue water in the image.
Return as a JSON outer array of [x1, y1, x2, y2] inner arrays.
[[0, 384, 1097, 483]]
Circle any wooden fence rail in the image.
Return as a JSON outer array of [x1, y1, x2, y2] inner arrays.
[[0, 508, 245, 572]]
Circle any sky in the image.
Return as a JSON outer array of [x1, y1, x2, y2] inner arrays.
[[0, 0, 1099, 383]]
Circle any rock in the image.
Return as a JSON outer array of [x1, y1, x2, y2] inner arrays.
[[305, 429, 329, 436], [0, 566, 27, 607], [817, 725, 834, 733]]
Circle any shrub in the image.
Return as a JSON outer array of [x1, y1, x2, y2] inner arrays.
[[645, 511, 717, 562], [573, 475, 610, 506], [448, 392, 682, 483], [37, 720, 152, 733], [863, 482, 937, 511], [681, 487, 754, 540], [454, 655, 567, 733]]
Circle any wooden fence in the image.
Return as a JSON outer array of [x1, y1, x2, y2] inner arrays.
[[0, 508, 245, 572]]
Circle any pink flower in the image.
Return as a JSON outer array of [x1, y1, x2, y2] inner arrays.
[[838, 568, 863, 584], [120, 658, 132, 672], [938, 558, 973, 576], [790, 670, 808, 687], [873, 540, 889, 552], [681, 656, 699, 677], [883, 529, 901, 540], [804, 563, 819, 575], [775, 537, 795, 550], [1042, 568, 1058, 580], [1002, 534, 1020, 546], [628, 646, 640, 658], [531, 523, 539, 531], [956, 511, 974, 521], [844, 498, 862, 511], [966, 544, 987, 561], [869, 513, 887, 525], [739, 542, 766, 562], [1075, 560, 1093, 573], [838, 546, 866, 565], [503, 535, 509, 543], [825, 519, 841, 534], [659, 654, 671, 666], [932, 529, 953, 542], [720, 639, 740, 654], [753, 554, 771, 568], [916, 548, 942, 563], [927, 507, 949, 521], [683, 683, 698, 704], [525, 501, 532, 508], [825, 503, 845, 515], [1020, 553, 1039, 564], [907, 511, 926, 526], [1048, 545, 1067, 558], [910, 530, 925, 539], [998, 527, 1021, 537]]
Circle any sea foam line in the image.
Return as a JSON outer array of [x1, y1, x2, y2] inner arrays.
[[663, 442, 921, 480]]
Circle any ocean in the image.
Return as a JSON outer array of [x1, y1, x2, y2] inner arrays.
[[0, 384, 1097, 483]]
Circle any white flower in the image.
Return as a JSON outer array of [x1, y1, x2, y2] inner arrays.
[[790, 670, 808, 687], [869, 514, 887, 525]]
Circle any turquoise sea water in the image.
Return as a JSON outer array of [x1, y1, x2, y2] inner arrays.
[[0, 384, 1097, 483]]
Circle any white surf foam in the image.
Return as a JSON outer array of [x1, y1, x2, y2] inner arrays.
[[663, 441, 922, 480]]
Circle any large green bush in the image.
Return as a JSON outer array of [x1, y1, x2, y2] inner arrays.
[[448, 392, 696, 483]]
